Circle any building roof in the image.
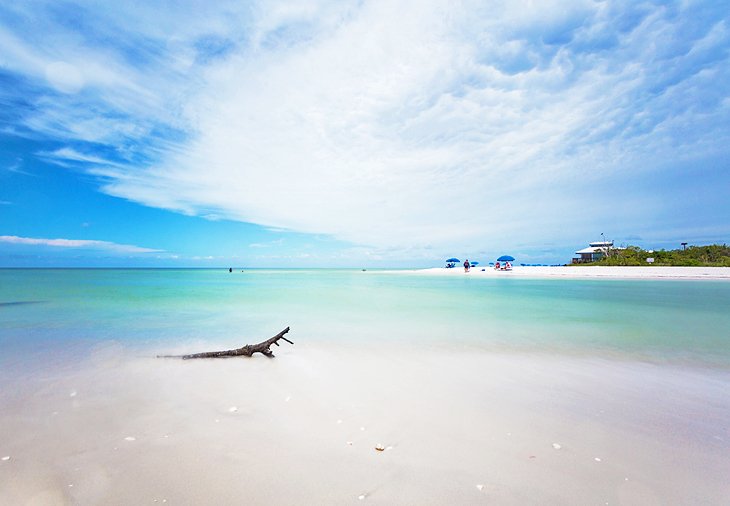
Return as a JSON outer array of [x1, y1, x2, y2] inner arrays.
[[575, 246, 605, 254]]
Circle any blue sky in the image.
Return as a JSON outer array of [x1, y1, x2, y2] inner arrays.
[[1, 0, 729, 267]]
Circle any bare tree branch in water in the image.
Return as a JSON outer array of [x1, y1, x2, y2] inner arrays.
[[157, 327, 292, 359]]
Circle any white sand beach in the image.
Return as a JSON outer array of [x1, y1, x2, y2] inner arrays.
[[1, 342, 729, 505], [409, 265, 730, 280], [2, 269, 729, 505]]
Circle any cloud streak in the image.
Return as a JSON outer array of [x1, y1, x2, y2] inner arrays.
[[1, 1, 729, 255], [0, 235, 161, 254]]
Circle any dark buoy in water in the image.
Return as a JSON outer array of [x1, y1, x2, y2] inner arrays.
[[229, 268, 232, 273]]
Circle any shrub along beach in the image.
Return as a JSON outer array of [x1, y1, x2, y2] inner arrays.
[[591, 244, 730, 267]]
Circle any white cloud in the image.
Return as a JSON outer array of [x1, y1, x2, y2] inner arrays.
[[99, 1, 727, 249], [249, 238, 285, 248], [3, 159, 33, 176], [0, 235, 161, 254], [44, 61, 85, 94], [2, 1, 729, 254], [38, 147, 122, 166]]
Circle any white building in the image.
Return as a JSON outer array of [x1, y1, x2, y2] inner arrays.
[[572, 241, 613, 264]]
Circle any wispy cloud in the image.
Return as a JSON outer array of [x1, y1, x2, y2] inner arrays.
[[2, 159, 34, 176], [0, 235, 161, 254], [37, 147, 122, 167], [249, 238, 285, 248], [1, 1, 728, 254]]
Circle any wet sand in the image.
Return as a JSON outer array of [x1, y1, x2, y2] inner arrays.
[[1, 341, 729, 505]]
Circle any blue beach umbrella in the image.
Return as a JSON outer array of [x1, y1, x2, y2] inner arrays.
[[470, 261, 479, 266], [497, 255, 515, 262], [446, 258, 460, 263]]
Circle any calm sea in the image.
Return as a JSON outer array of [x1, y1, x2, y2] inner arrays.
[[1, 268, 729, 368]]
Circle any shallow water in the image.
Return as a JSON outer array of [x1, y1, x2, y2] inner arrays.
[[1, 268, 729, 367], [0, 269, 730, 367]]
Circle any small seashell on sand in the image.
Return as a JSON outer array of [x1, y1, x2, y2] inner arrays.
[[1, 456, 10, 461], [346, 441, 353, 446], [375, 444, 385, 452], [336, 419, 343, 424], [285, 396, 291, 402], [360, 427, 366, 431], [476, 484, 485, 491], [594, 457, 602, 462], [124, 436, 136, 441], [68, 484, 73, 488], [69, 391, 77, 397], [228, 406, 238, 413], [385, 446, 393, 451], [552, 443, 561, 450], [358, 494, 366, 500]]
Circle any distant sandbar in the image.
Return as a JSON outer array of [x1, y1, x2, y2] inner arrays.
[[405, 265, 730, 280]]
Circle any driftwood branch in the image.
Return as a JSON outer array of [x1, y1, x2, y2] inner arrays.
[[158, 327, 292, 359]]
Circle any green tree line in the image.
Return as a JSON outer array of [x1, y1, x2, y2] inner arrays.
[[594, 244, 730, 267]]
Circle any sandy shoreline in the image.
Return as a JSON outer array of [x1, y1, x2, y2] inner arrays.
[[2, 270, 729, 504], [1, 342, 729, 505], [403, 265, 730, 280]]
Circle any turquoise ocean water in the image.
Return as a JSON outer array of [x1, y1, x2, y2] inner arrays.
[[1, 268, 729, 368]]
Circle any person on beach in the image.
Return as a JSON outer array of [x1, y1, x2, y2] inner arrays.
[[464, 259, 470, 272]]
